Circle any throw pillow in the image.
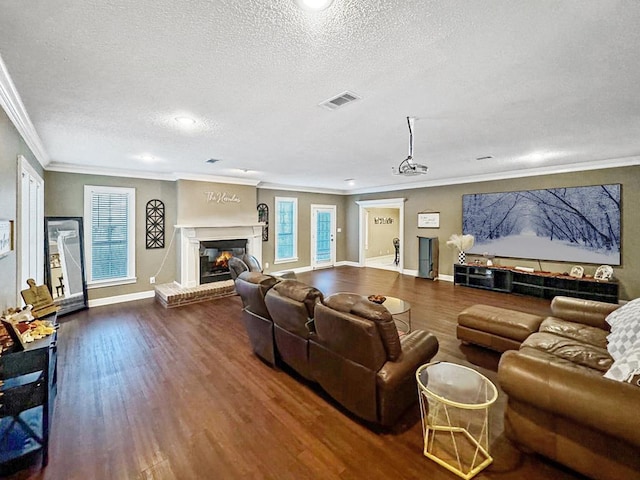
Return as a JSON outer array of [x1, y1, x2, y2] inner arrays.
[[605, 298, 640, 329], [604, 341, 640, 385], [607, 313, 640, 360]]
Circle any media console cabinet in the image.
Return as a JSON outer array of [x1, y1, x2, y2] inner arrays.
[[454, 264, 619, 303]]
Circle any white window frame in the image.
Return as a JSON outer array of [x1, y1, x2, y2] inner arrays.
[[274, 196, 298, 264], [84, 185, 136, 288]]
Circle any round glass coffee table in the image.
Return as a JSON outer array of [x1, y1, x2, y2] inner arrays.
[[381, 296, 411, 333], [416, 362, 498, 479]]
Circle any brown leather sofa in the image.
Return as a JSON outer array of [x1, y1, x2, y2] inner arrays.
[[498, 296, 640, 480], [264, 279, 324, 380], [234, 271, 279, 365], [234, 276, 440, 427], [310, 293, 439, 427]]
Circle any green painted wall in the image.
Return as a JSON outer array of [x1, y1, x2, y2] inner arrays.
[[0, 108, 42, 311], [44, 172, 177, 301], [257, 189, 347, 273], [347, 166, 640, 300]]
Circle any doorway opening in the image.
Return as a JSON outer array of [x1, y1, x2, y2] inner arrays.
[[356, 198, 405, 272]]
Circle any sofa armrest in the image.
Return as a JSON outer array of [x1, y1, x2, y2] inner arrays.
[[377, 330, 439, 388], [550, 296, 618, 329], [499, 349, 640, 447]]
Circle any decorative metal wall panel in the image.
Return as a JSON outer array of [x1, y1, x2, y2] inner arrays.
[[257, 203, 269, 242], [146, 199, 165, 249]]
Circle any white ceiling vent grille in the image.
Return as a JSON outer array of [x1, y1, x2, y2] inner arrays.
[[319, 91, 361, 110]]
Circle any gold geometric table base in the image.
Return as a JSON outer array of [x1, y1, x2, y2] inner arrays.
[[424, 426, 493, 480], [416, 362, 498, 480]]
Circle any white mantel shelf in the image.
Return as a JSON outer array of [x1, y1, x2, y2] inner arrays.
[[175, 223, 264, 229]]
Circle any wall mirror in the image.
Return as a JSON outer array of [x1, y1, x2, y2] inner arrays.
[[44, 216, 88, 316]]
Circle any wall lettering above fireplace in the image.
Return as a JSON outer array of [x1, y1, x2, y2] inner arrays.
[[205, 191, 241, 204]]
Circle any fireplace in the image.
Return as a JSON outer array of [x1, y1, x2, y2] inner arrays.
[[199, 239, 247, 284], [176, 224, 263, 288]]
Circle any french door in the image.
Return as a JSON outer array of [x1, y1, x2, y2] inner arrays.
[[311, 205, 336, 269]]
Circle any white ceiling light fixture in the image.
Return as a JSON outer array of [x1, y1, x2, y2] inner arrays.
[[174, 116, 196, 127], [392, 116, 429, 176], [297, 0, 334, 11]]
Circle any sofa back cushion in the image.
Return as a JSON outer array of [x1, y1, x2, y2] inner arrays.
[[235, 271, 278, 319], [266, 280, 323, 337], [314, 302, 388, 371], [319, 293, 401, 362], [551, 296, 618, 330]]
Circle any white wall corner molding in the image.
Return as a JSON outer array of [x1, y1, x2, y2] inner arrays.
[[335, 261, 360, 268], [0, 55, 49, 167], [88, 290, 155, 308], [176, 224, 263, 288]]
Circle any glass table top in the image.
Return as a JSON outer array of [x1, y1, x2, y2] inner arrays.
[[417, 362, 498, 408]]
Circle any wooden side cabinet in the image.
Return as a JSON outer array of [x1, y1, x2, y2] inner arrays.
[[0, 315, 58, 472], [418, 237, 439, 280]]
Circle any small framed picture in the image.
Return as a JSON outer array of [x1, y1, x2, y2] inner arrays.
[[418, 212, 440, 228], [594, 265, 613, 281], [569, 265, 584, 279], [0, 220, 13, 258]]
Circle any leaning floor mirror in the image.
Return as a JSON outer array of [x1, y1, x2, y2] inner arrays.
[[44, 216, 88, 316]]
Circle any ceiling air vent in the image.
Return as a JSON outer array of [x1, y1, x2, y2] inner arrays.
[[475, 155, 494, 161], [319, 91, 361, 110], [205, 158, 222, 164]]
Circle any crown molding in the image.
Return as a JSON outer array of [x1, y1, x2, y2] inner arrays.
[[0, 54, 49, 167], [257, 182, 347, 195], [45, 154, 640, 195], [45, 162, 262, 186], [348, 155, 640, 195]]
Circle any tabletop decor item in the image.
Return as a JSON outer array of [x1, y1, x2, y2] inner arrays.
[[447, 234, 475, 264], [368, 294, 386, 304]]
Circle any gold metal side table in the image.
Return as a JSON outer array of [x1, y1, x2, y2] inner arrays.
[[416, 362, 498, 479]]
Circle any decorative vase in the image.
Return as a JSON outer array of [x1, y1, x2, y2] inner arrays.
[[458, 251, 466, 264]]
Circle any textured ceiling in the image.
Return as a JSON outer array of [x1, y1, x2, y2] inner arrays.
[[1, 0, 639, 193]]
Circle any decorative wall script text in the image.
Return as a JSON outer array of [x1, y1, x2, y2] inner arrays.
[[205, 192, 241, 204]]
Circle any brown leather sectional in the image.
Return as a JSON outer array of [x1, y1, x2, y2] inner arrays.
[[461, 296, 640, 480], [234, 271, 439, 426]]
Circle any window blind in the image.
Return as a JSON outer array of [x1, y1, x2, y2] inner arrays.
[[90, 191, 130, 281]]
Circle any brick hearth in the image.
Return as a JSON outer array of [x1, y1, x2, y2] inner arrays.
[[154, 280, 236, 308]]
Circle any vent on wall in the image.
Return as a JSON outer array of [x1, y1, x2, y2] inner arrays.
[[319, 91, 361, 110]]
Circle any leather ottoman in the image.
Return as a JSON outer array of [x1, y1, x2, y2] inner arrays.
[[457, 304, 544, 352]]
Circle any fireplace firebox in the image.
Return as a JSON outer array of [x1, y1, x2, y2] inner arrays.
[[199, 239, 247, 284]]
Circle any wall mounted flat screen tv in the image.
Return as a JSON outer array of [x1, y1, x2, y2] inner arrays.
[[463, 184, 621, 265]]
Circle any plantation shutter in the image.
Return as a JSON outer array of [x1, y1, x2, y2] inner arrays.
[[90, 190, 130, 280]]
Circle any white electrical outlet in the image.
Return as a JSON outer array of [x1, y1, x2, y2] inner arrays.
[[150, 276, 156, 284], [265, 262, 270, 269]]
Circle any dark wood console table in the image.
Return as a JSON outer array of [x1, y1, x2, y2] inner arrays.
[[0, 314, 58, 472], [454, 264, 618, 303]]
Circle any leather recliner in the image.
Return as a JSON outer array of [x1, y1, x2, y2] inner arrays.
[[234, 271, 279, 365], [228, 254, 262, 281], [264, 279, 323, 380], [309, 293, 439, 426]]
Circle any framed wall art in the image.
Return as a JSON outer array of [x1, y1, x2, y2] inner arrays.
[[0, 220, 14, 258], [418, 212, 440, 228]]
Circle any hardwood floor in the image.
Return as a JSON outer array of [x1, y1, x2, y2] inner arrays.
[[5, 267, 587, 480]]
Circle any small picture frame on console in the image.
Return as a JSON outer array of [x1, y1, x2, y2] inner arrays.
[[594, 265, 613, 281]]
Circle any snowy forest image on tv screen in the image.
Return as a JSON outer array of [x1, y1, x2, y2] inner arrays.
[[463, 184, 621, 265]]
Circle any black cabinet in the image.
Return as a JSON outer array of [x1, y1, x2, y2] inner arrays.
[[0, 315, 57, 471], [454, 264, 618, 303], [453, 265, 512, 292]]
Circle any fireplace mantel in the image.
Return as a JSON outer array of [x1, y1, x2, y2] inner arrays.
[[176, 224, 263, 287]]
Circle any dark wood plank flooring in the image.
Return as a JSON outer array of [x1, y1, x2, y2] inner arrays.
[[5, 267, 587, 480]]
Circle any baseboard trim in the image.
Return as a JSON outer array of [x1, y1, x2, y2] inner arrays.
[[88, 290, 155, 308], [438, 274, 454, 282], [335, 261, 360, 267]]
